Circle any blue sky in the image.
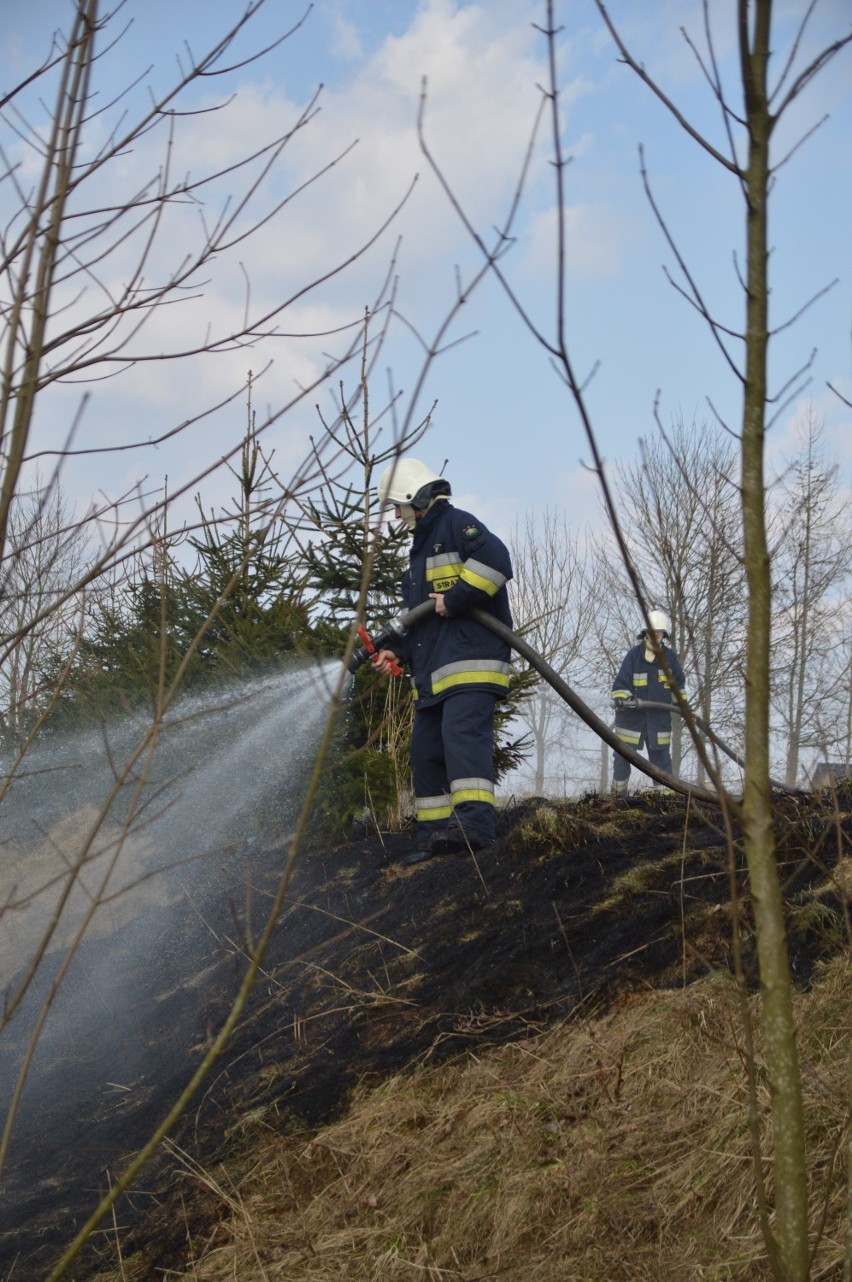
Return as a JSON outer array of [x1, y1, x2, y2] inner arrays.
[[3, 0, 851, 543]]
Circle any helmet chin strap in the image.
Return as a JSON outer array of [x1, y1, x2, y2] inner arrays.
[[643, 629, 666, 662], [391, 492, 448, 532]]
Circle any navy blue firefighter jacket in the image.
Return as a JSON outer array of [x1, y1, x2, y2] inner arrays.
[[392, 499, 514, 708], [611, 642, 687, 732]]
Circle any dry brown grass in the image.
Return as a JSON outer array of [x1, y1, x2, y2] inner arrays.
[[99, 957, 850, 1282]]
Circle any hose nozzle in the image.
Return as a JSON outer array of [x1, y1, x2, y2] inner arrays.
[[346, 617, 408, 674]]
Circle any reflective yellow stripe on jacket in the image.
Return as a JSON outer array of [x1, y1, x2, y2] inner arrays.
[[459, 558, 507, 596], [430, 659, 512, 697], [426, 552, 462, 594], [425, 552, 509, 598]]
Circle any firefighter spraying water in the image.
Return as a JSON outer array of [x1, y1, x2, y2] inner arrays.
[[362, 459, 514, 865]]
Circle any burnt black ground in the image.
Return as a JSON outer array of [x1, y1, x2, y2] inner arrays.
[[0, 790, 847, 1281]]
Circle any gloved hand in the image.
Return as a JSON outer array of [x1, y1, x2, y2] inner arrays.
[[613, 695, 637, 710]]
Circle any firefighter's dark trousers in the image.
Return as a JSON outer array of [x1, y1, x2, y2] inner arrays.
[[612, 713, 672, 792], [411, 689, 498, 847]]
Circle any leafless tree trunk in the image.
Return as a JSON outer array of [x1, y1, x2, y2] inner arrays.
[[735, 17, 806, 1265]]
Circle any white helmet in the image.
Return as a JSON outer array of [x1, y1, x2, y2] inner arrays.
[[639, 608, 671, 639], [376, 458, 448, 510]]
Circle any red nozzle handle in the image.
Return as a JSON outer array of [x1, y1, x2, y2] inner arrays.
[[356, 624, 402, 677], [356, 623, 375, 655]]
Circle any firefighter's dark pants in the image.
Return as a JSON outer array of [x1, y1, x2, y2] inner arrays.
[[411, 689, 498, 846], [612, 713, 672, 791]]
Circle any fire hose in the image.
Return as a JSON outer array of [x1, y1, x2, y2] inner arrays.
[[347, 600, 797, 803]]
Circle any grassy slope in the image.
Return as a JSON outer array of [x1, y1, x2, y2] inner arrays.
[[15, 793, 852, 1280], [107, 959, 850, 1281]]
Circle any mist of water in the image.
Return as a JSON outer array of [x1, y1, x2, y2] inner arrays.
[[0, 657, 346, 1153]]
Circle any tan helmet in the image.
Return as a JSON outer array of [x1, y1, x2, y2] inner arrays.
[[376, 458, 448, 510], [638, 608, 671, 640]]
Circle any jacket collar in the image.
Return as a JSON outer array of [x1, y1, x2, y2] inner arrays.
[[411, 498, 451, 550]]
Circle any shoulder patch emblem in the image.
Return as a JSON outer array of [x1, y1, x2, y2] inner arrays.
[[462, 523, 480, 539]]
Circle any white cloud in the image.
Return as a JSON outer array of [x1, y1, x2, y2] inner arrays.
[[326, 6, 366, 62], [265, 0, 550, 266], [10, 0, 850, 532], [25, 0, 569, 500], [522, 200, 630, 281]]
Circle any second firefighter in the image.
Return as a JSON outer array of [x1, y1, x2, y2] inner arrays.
[[611, 609, 687, 794]]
